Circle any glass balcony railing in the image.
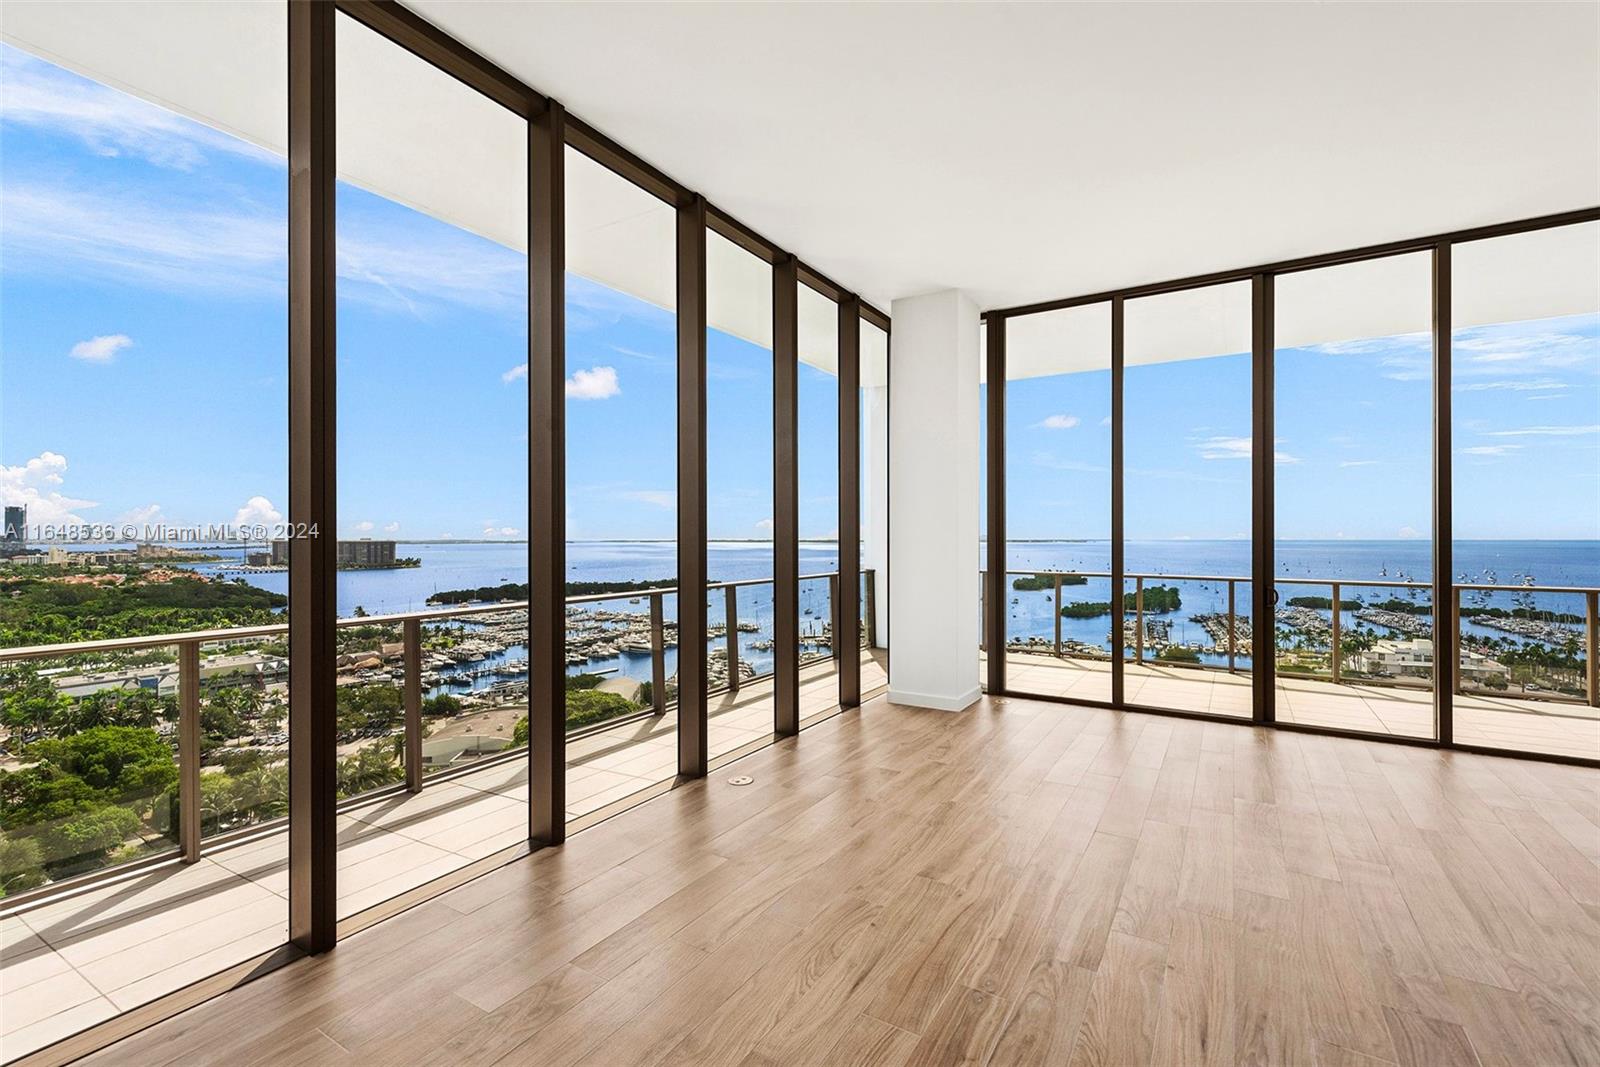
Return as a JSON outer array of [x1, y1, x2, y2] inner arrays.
[[0, 569, 880, 909], [983, 567, 1599, 756]]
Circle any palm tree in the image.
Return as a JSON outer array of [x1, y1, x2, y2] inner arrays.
[[337, 748, 402, 798]]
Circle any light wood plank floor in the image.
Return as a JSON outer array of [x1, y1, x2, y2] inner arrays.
[[79, 692, 1600, 1067], [0, 653, 888, 1062]]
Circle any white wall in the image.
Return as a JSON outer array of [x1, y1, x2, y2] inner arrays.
[[887, 290, 981, 711]]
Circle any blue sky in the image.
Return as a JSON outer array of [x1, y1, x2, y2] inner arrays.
[[0, 45, 848, 543], [999, 313, 1599, 541], [3, 44, 1595, 544]]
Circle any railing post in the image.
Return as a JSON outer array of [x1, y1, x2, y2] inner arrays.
[[1135, 576, 1145, 664], [1452, 586, 1464, 697], [403, 618, 422, 793], [829, 572, 842, 662], [1053, 574, 1063, 657], [650, 592, 667, 716], [1330, 581, 1342, 685], [1586, 590, 1597, 708], [864, 569, 877, 648], [725, 584, 740, 693], [178, 640, 201, 863], [1227, 579, 1237, 673]]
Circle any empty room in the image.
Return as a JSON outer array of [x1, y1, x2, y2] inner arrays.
[[0, 1, 1596, 1065]]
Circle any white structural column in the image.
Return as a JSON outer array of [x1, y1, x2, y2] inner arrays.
[[887, 289, 981, 711]]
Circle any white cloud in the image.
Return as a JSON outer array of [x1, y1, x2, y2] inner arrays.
[[1454, 329, 1595, 374], [501, 363, 528, 384], [1461, 445, 1521, 456], [1037, 414, 1080, 430], [481, 525, 519, 537], [610, 345, 661, 362], [383, 521, 401, 533], [233, 495, 283, 528], [0, 48, 277, 172], [1099, 416, 1112, 427], [0, 451, 98, 526], [1338, 460, 1381, 468], [69, 333, 133, 363], [566, 366, 620, 400], [3, 180, 524, 317], [1453, 378, 1568, 393], [1196, 436, 1253, 461], [755, 517, 774, 533], [1193, 435, 1298, 465], [353, 520, 375, 533], [1, 182, 286, 296], [116, 503, 165, 527], [1484, 425, 1599, 438], [1397, 526, 1423, 539], [620, 490, 676, 509]]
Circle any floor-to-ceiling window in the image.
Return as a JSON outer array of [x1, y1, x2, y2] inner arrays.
[[798, 284, 840, 717], [333, 9, 529, 917], [860, 320, 891, 693], [562, 147, 679, 818], [0, 5, 289, 1056], [1274, 253, 1436, 739], [1002, 304, 1114, 704], [1122, 283, 1254, 719], [705, 231, 777, 758], [1451, 222, 1599, 760]]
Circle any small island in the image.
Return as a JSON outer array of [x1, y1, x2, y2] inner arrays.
[[429, 578, 673, 605], [1060, 584, 1182, 618], [1012, 573, 1088, 591]]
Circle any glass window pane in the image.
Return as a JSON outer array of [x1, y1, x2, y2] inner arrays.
[[798, 284, 840, 719], [1003, 304, 1114, 704], [706, 231, 775, 758], [1275, 253, 1435, 740], [1124, 283, 1254, 719], [0, 3, 286, 1052], [334, 10, 528, 919], [563, 147, 677, 819], [1452, 222, 1599, 759]]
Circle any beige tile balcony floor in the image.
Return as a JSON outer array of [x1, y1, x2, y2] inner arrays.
[[0, 651, 888, 1063], [997, 649, 1600, 759]]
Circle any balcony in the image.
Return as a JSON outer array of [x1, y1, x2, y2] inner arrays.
[[0, 576, 886, 1061], [987, 569, 1599, 761]]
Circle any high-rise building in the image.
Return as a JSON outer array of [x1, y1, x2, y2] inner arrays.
[[2, 505, 25, 557], [337, 539, 396, 568]]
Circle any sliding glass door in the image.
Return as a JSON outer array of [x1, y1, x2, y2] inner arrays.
[[1122, 283, 1255, 719], [1451, 223, 1598, 760], [1273, 254, 1436, 739], [1002, 304, 1114, 703]]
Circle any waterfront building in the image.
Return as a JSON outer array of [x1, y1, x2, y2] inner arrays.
[[336, 538, 396, 568]]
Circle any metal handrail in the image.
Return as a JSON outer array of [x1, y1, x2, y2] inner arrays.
[[989, 567, 1598, 706], [0, 568, 879, 880]]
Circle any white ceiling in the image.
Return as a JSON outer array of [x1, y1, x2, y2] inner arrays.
[[410, 0, 1599, 313]]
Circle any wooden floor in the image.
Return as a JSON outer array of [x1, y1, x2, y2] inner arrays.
[[0, 653, 888, 1062], [78, 692, 1600, 1067]]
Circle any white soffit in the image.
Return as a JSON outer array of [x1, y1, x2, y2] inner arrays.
[[406, 0, 1597, 314], [1004, 226, 1599, 380], [0, 1, 837, 371], [4, 1, 1596, 353]]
